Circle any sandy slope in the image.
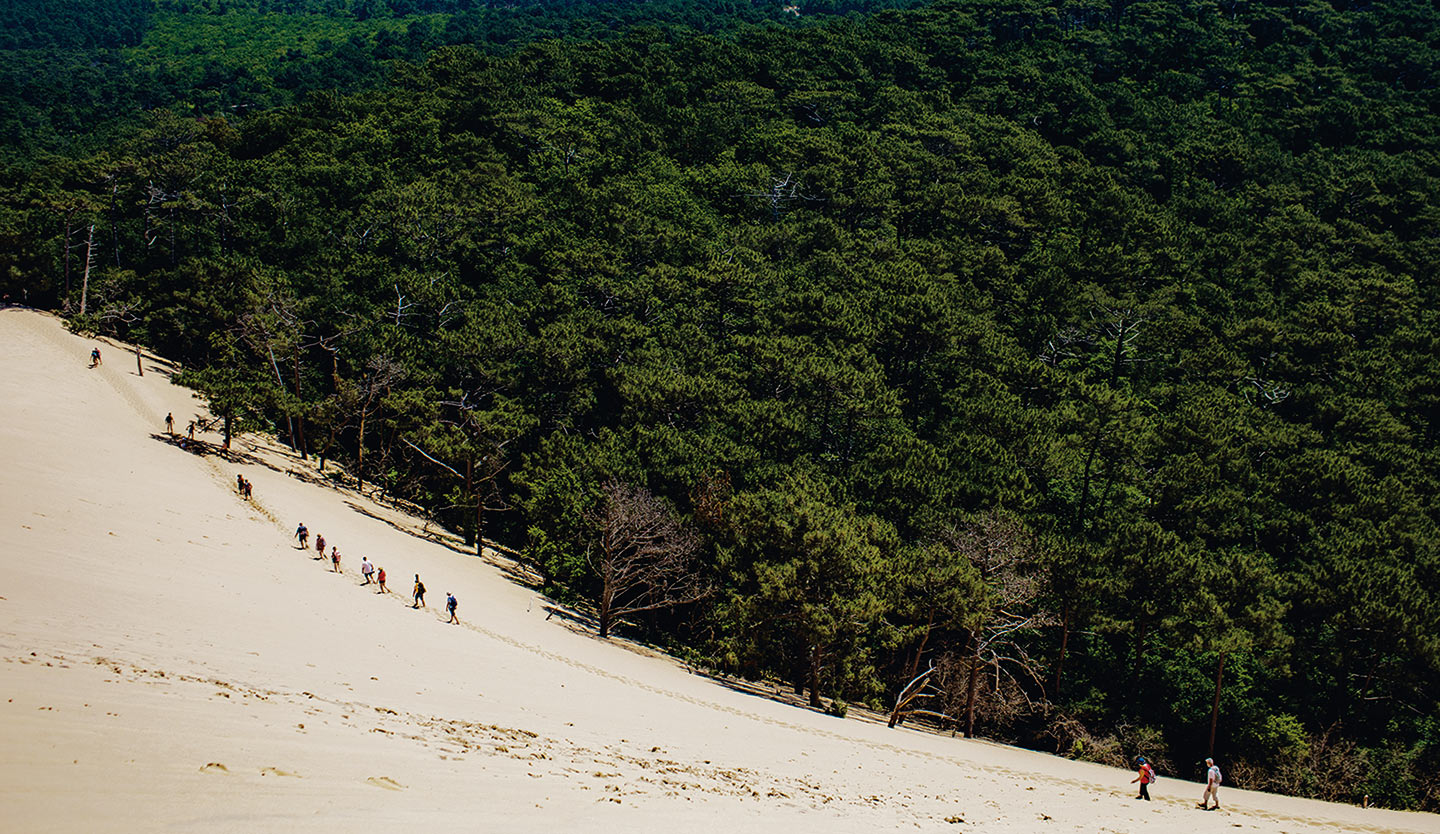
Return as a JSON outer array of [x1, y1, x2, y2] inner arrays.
[[0, 307, 1433, 834]]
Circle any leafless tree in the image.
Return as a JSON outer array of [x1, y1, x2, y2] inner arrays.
[[946, 511, 1055, 737], [888, 513, 1055, 736], [353, 354, 406, 495], [587, 480, 711, 639], [746, 172, 813, 220]]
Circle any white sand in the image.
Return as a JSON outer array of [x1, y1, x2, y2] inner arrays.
[[1, 306, 1435, 834]]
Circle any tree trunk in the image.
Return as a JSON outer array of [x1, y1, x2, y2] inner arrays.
[[464, 459, 477, 548], [474, 487, 484, 555], [964, 642, 981, 738], [356, 410, 367, 494], [110, 181, 120, 267], [1133, 618, 1148, 681], [807, 644, 823, 709], [1053, 601, 1072, 698], [1208, 651, 1227, 755], [292, 347, 306, 460], [598, 561, 614, 638], [63, 215, 74, 297], [1110, 313, 1127, 384], [79, 225, 95, 315], [265, 345, 294, 450], [1075, 422, 1104, 531], [222, 412, 232, 450], [906, 609, 936, 682]]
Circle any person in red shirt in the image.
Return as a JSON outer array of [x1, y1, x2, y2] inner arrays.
[[1131, 756, 1155, 800]]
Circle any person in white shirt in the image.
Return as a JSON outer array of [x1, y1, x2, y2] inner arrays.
[[361, 557, 375, 585], [1200, 757, 1222, 810]]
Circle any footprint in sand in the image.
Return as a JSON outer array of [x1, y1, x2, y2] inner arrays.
[[366, 776, 406, 791], [259, 766, 301, 777], [200, 762, 229, 774]]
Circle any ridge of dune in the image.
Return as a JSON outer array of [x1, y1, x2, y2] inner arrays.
[[1, 307, 1434, 834]]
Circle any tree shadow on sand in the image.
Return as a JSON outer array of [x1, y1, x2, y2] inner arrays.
[[335, 499, 550, 591], [150, 432, 266, 466]]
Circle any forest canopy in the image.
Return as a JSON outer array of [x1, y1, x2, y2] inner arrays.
[[3, 0, 1438, 812]]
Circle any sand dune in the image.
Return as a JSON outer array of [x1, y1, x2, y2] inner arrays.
[[1, 307, 1434, 833]]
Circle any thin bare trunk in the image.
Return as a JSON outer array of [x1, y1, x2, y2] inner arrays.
[[1208, 651, 1226, 754], [906, 609, 937, 681], [110, 182, 120, 267], [475, 487, 484, 555], [79, 225, 95, 315], [464, 459, 476, 548], [63, 215, 74, 296], [266, 344, 294, 450], [356, 410, 367, 494], [598, 553, 615, 638], [293, 347, 306, 459], [1054, 601, 1072, 697], [808, 645, 823, 709], [1133, 619, 1148, 681], [964, 641, 981, 738]]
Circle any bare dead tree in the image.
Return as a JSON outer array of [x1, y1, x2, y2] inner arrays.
[[943, 512, 1055, 738], [428, 386, 525, 553], [1039, 304, 1147, 384], [392, 283, 417, 326], [78, 224, 96, 315], [236, 293, 304, 450], [746, 172, 807, 220], [586, 480, 711, 639], [354, 355, 406, 495]]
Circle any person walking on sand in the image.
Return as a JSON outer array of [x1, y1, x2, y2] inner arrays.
[[243, 479, 253, 500], [165, 412, 174, 435], [315, 533, 325, 559], [1199, 758, 1222, 810], [296, 523, 309, 549], [1132, 756, 1156, 801], [331, 546, 341, 573], [376, 566, 388, 593], [412, 575, 426, 608], [237, 474, 246, 495], [361, 557, 374, 585], [187, 420, 196, 441], [446, 593, 459, 624], [90, 347, 102, 368]]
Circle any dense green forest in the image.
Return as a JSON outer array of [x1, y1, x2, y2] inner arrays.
[[0, 0, 917, 155], [3, 0, 1438, 812]]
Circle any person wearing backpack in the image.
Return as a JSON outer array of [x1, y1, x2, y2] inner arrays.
[[1199, 757, 1222, 810], [1131, 756, 1156, 800], [413, 575, 426, 608]]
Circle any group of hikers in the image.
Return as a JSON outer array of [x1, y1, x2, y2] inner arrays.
[[1132, 755, 1223, 810], [163, 412, 198, 442], [292, 520, 460, 624]]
